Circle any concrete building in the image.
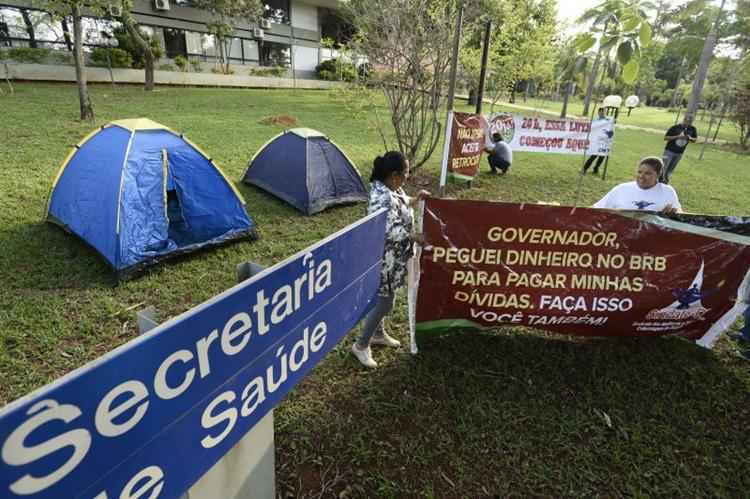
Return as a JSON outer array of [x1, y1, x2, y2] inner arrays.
[[0, 0, 344, 78]]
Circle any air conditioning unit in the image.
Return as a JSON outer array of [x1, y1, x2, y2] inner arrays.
[[108, 3, 122, 17], [253, 27, 264, 39], [154, 0, 170, 11], [260, 18, 271, 30]]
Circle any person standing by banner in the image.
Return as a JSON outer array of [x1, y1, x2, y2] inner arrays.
[[661, 114, 698, 184], [593, 156, 681, 213], [485, 132, 513, 175], [352, 151, 430, 368]]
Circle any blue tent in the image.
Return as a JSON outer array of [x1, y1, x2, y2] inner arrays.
[[46, 119, 256, 278], [242, 128, 367, 215]]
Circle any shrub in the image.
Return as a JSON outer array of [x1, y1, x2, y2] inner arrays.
[[210, 67, 235, 74], [174, 55, 188, 72], [49, 51, 73, 65], [248, 66, 286, 77], [8, 47, 50, 64], [190, 59, 203, 73], [112, 26, 163, 70], [90, 47, 133, 68], [317, 69, 336, 81], [315, 58, 356, 82]]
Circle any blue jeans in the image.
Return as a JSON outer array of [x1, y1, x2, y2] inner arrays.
[[661, 150, 683, 184], [356, 293, 395, 348]]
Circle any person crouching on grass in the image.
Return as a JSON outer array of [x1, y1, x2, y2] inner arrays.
[[351, 151, 430, 369], [593, 156, 681, 214], [485, 132, 513, 175]]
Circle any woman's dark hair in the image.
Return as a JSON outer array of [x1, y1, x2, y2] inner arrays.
[[370, 151, 408, 182], [639, 156, 663, 176], [492, 132, 503, 142]]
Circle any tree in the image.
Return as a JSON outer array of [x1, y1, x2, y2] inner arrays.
[[632, 42, 664, 104], [346, 0, 460, 170], [190, 0, 263, 74], [684, 0, 727, 120], [19, 8, 37, 48], [554, 38, 588, 118], [575, 0, 654, 116], [116, 1, 159, 91], [38, 0, 106, 120], [460, 0, 556, 106], [735, 82, 750, 148]]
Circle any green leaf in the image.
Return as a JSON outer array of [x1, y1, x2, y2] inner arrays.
[[639, 22, 652, 47], [575, 34, 596, 53], [622, 16, 640, 32], [622, 58, 640, 83], [617, 41, 633, 65]]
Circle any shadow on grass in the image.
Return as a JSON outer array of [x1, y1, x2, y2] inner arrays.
[[0, 221, 259, 290], [276, 330, 750, 497], [0, 223, 116, 290]]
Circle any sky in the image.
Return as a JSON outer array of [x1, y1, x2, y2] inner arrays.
[[556, 0, 603, 36]]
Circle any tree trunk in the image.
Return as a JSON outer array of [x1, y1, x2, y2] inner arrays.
[[669, 57, 686, 108], [61, 17, 73, 52], [20, 9, 37, 49], [72, 4, 94, 120], [523, 80, 530, 102], [561, 81, 572, 118], [122, 10, 154, 91], [582, 47, 602, 116], [217, 36, 229, 74], [223, 39, 232, 74], [686, 0, 726, 121]]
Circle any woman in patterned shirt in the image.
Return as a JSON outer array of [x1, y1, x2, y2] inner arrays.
[[352, 151, 430, 368]]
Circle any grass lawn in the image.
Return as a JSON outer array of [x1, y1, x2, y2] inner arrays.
[[2, 82, 750, 497], [489, 95, 742, 144]]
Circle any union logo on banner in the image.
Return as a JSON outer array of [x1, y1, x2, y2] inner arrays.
[[488, 112, 516, 143]]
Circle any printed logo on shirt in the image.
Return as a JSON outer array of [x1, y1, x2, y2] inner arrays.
[[633, 200, 655, 210]]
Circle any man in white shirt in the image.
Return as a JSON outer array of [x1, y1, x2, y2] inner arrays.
[[593, 156, 681, 214]]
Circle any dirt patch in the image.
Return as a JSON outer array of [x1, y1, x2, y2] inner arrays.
[[259, 115, 298, 127]]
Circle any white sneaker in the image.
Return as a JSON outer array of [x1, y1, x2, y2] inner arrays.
[[351, 343, 378, 368], [371, 331, 401, 348]]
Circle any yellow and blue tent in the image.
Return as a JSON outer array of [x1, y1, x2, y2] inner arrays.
[[46, 119, 256, 278]]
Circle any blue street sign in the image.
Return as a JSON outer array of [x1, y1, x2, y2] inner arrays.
[[0, 210, 386, 499]]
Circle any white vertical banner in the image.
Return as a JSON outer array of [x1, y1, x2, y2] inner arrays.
[[408, 200, 426, 354], [438, 110, 455, 190]]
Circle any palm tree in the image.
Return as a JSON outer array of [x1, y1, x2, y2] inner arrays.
[[575, 0, 654, 115]]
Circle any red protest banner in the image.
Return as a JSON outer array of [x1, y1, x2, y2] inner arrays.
[[414, 199, 750, 345], [444, 111, 488, 181]]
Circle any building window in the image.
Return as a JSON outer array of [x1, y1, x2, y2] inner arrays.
[[0, 7, 74, 50], [260, 40, 289, 67], [263, 0, 290, 25], [242, 39, 259, 61], [163, 27, 187, 58]]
